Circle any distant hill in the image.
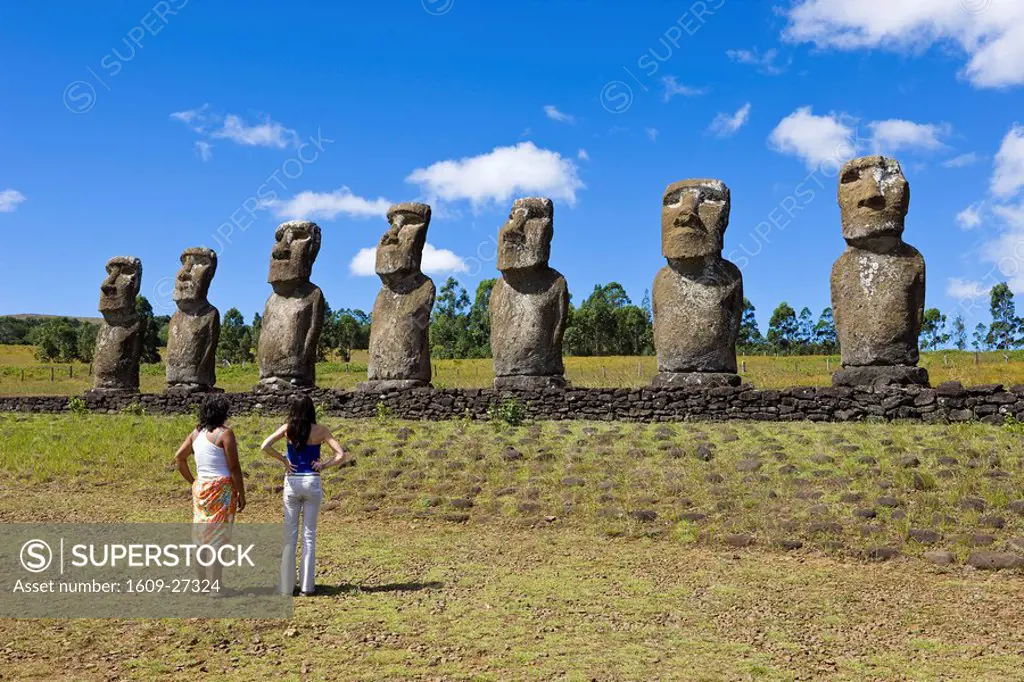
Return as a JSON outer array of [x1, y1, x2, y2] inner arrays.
[[5, 313, 104, 325]]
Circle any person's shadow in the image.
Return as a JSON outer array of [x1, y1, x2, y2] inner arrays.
[[315, 581, 444, 596]]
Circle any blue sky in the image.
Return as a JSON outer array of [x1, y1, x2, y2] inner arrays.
[[3, 0, 1024, 333]]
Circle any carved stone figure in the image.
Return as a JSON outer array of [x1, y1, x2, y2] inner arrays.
[[357, 203, 435, 391], [90, 256, 144, 394], [166, 248, 220, 394], [490, 198, 569, 389], [831, 155, 928, 387], [256, 221, 325, 392], [651, 179, 742, 388]]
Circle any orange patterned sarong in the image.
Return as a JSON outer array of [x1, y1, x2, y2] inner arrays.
[[192, 476, 236, 546]]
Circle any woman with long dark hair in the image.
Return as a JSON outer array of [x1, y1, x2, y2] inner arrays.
[[174, 394, 246, 586], [261, 394, 349, 596]]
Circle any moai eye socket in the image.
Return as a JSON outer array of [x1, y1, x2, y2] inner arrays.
[[840, 168, 861, 184]]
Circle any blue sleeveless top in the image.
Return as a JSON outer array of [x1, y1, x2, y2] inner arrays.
[[286, 441, 321, 475]]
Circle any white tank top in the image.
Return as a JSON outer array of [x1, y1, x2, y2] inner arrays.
[[194, 429, 232, 479]]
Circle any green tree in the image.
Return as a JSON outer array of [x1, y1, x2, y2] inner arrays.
[[76, 323, 99, 362], [737, 298, 763, 353], [430, 277, 471, 359], [29, 318, 79, 362], [950, 313, 967, 351], [988, 283, 1020, 350], [135, 296, 161, 364], [464, 278, 496, 358], [797, 307, 814, 347], [766, 302, 799, 353], [920, 308, 950, 350], [217, 308, 253, 364], [972, 322, 988, 351], [251, 312, 262, 349], [812, 307, 837, 354]]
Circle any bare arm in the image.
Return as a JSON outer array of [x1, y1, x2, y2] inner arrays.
[[219, 429, 245, 513], [312, 426, 349, 471], [174, 430, 197, 485], [261, 424, 294, 473]]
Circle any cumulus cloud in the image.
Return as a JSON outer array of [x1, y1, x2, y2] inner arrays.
[[543, 105, 575, 124], [708, 103, 752, 138], [0, 189, 26, 213], [942, 152, 981, 169], [405, 141, 585, 206], [725, 47, 788, 75], [661, 76, 707, 102], [171, 106, 299, 151], [957, 203, 984, 230], [768, 107, 858, 169], [991, 124, 1024, 198], [577, 149, 589, 161], [349, 243, 468, 276], [868, 119, 950, 154], [266, 187, 392, 221], [782, 0, 1024, 88], [194, 141, 213, 162], [947, 277, 987, 300]]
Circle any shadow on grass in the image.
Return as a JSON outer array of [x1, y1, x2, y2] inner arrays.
[[316, 581, 444, 596]]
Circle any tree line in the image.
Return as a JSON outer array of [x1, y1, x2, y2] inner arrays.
[[8, 280, 1024, 364]]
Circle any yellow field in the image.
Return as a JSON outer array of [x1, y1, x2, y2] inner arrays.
[[1, 344, 1023, 395]]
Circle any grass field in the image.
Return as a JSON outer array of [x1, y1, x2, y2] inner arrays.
[[2, 414, 1024, 679], [3, 344, 1024, 395]]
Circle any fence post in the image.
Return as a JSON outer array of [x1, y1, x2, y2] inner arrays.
[[741, 360, 746, 374], [69, 365, 73, 378], [88, 363, 93, 376], [21, 369, 24, 382], [50, 367, 55, 382], [826, 357, 831, 372], [974, 352, 980, 365]]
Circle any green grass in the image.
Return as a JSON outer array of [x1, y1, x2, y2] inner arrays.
[[3, 414, 1024, 679], [4, 344, 1024, 395]]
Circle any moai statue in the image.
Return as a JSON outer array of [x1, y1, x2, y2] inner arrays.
[[831, 156, 928, 387], [90, 256, 144, 394], [490, 198, 569, 390], [357, 203, 436, 391], [166, 248, 220, 394], [256, 221, 325, 392], [652, 179, 742, 388]]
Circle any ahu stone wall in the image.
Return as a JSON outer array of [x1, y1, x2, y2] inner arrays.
[[1, 382, 1023, 424]]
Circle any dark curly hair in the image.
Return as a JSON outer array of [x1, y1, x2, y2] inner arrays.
[[197, 394, 230, 432]]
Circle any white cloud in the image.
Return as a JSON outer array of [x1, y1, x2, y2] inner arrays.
[[782, 0, 1024, 88], [0, 189, 26, 213], [726, 47, 787, 75], [956, 203, 984, 230], [405, 141, 585, 206], [661, 76, 707, 102], [942, 152, 981, 169], [577, 148, 589, 161], [947, 277, 987, 300], [868, 119, 950, 153], [194, 141, 213, 162], [645, 127, 659, 141], [991, 124, 1024, 198], [708, 103, 752, 138], [349, 243, 468, 276], [170, 104, 211, 132], [212, 114, 298, 149], [267, 187, 392, 221], [768, 106, 858, 169], [543, 105, 575, 124]]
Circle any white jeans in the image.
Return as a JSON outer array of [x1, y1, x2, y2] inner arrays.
[[280, 475, 322, 595]]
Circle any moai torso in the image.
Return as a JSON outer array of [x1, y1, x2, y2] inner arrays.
[[831, 245, 924, 367], [166, 306, 220, 387], [367, 275, 435, 382], [491, 270, 568, 378], [258, 284, 325, 386], [653, 259, 742, 373], [94, 318, 144, 390]]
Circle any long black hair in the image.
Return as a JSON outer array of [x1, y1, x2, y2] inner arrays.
[[286, 394, 316, 446], [197, 394, 230, 432]]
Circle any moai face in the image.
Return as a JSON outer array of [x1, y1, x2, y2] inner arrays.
[[268, 221, 321, 286], [98, 257, 142, 316], [661, 179, 730, 260], [498, 197, 554, 272], [376, 202, 430, 277], [173, 248, 217, 306], [838, 155, 909, 242]]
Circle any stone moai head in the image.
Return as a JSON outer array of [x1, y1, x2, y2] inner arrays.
[[173, 247, 217, 307], [268, 221, 321, 287], [98, 256, 142, 319], [661, 179, 731, 260], [376, 202, 430, 277], [838, 155, 910, 244], [498, 197, 554, 273]]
